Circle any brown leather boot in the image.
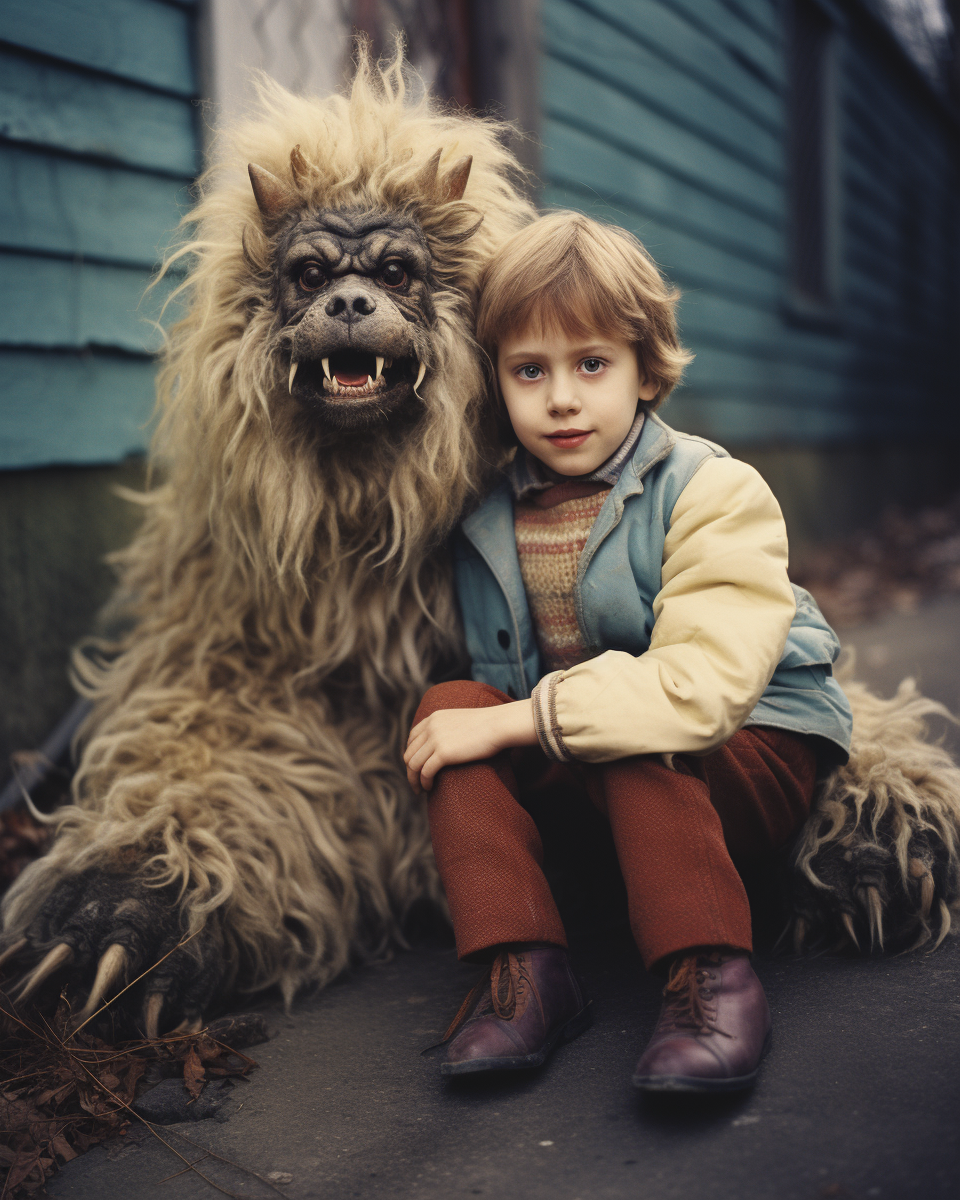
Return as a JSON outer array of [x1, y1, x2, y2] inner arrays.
[[440, 945, 591, 1076], [632, 952, 771, 1093]]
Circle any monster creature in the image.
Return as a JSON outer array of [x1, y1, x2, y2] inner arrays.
[[0, 52, 534, 1034], [3, 56, 960, 1037]]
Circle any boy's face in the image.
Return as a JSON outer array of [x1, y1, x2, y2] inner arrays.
[[497, 325, 659, 476]]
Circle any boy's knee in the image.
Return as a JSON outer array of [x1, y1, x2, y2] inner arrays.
[[414, 680, 512, 724]]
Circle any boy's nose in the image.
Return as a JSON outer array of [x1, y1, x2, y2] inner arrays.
[[547, 380, 581, 416]]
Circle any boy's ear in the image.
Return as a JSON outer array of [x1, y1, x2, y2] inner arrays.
[[638, 376, 660, 402]]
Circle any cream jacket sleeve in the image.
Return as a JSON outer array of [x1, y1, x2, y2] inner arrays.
[[531, 456, 796, 763]]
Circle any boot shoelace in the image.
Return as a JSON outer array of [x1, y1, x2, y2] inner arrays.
[[439, 948, 529, 1044], [659, 953, 731, 1038]]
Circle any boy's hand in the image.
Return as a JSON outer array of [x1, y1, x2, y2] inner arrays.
[[404, 700, 537, 793]]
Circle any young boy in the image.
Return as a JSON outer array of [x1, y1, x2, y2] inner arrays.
[[404, 212, 852, 1092]]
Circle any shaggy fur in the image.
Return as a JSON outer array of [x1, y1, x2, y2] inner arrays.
[[792, 668, 960, 953], [2, 51, 535, 1011]]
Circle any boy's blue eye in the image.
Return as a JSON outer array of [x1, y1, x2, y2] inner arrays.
[[519, 365, 542, 380], [581, 358, 603, 374]]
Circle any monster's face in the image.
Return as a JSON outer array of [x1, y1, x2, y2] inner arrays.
[[274, 208, 435, 431], [249, 152, 473, 433]]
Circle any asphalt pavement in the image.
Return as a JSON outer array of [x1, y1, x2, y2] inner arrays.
[[47, 595, 960, 1200]]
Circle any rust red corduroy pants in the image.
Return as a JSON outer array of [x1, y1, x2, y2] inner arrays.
[[416, 680, 817, 969]]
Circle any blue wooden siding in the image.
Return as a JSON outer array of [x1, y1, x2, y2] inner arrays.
[[540, 0, 960, 445], [0, 0, 198, 469]]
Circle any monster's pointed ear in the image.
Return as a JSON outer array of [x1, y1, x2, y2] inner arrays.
[[441, 155, 472, 202], [415, 148, 443, 197], [248, 163, 294, 220]]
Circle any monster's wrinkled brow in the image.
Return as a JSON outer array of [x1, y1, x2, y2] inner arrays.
[[280, 209, 430, 275], [285, 208, 426, 249], [318, 209, 424, 241]]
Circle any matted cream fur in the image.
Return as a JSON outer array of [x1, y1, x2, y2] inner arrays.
[[3, 53, 535, 1005]]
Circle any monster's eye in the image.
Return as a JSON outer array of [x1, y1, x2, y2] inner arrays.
[[380, 261, 408, 288], [299, 263, 326, 291]]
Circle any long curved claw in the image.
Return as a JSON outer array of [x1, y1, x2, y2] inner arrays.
[[170, 1015, 203, 1035], [70, 943, 128, 1027], [864, 886, 884, 950], [792, 917, 807, 954], [907, 855, 935, 922], [933, 900, 952, 949], [143, 992, 164, 1040], [919, 873, 935, 921], [0, 938, 28, 972], [841, 911, 859, 949], [15, 943, 74, 1004]]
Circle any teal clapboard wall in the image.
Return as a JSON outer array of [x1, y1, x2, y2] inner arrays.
[[539, 0, 960, 445], [0, 0, 199, 468]]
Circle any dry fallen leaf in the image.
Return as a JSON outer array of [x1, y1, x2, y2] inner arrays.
[[182, 1045, 205, 1102], [0, 997, 261, 1198]]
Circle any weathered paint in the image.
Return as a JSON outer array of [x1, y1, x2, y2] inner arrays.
[[0, 253, 183, 353], [0, 145, 193, 266], [0, 0, 198, 469], [0, 48, 199, 176], [0, 351, 158, 467], [0, 0, 197, 97]]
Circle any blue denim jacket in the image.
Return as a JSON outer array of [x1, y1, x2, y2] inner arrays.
[[453, 413, 852, 769]]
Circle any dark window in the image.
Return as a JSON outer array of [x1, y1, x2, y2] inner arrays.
[[787, 0, 841, 312]]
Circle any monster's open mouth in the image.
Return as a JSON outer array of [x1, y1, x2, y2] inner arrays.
[[290, 352, 425, 401]]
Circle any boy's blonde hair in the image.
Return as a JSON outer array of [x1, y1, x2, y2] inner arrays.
[[476, 211, 693, 408]]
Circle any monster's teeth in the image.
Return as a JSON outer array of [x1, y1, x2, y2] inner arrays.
[[375, 356, 384, 380], [321, 357, 331, 381], [414, 360, 426, 394], [385, 358, 393, 369], [288, 360, 298, 394], [366, 376, 374, 388]]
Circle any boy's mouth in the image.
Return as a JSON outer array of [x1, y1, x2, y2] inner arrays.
[[545, 429, 592, 448]]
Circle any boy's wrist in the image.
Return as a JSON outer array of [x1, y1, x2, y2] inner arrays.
[[491, 698, 537, 748]]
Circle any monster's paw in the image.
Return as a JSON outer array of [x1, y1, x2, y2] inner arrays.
[[0, 870, 223, 1038], [791, 810, 959, 954]]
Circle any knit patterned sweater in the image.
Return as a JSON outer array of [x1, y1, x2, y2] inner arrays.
[[514, 480, 611, 673]]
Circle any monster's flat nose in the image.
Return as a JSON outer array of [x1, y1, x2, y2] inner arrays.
[[325, 292, 377, 318]]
